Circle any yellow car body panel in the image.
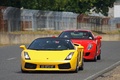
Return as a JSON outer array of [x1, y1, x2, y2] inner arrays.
[[22, 50, 75, 61], [20, 38, 84, 72], [21, 48, 84, 72]]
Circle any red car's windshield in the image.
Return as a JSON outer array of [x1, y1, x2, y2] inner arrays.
[[58, 31, 94, 40]]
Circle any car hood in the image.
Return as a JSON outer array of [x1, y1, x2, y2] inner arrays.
[[24, 50, 75, 61], [71, 39, 95, 49]]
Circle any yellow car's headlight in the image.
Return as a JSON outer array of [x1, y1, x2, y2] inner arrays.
[[24, 52, 31, 60], [65, 52, 74, 60]]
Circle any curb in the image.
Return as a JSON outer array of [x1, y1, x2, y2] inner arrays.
[[84, 60, 120, 80]]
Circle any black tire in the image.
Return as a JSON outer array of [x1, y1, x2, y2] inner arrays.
[[74, 67, 79, 73], [93, 47, 98, 62], [21, 68, 28, 73], [97, 50, 101, 60], [74, 61, 79, 73], [93, 56, 97, 62], [97, 54, 101, 60]]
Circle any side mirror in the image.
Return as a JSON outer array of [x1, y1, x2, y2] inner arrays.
[[95, 36, 102, 39], [52, 36, 56, 38], [74, 43, 80, 46], [77, 45, 84, 49], [20, 45, 27, 50], [74, 43, 84, 49]]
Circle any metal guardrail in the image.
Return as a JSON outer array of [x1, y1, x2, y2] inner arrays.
[[0, 7, 120, 32]]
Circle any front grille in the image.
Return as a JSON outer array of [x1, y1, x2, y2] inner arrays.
[[58, 63, 71, 69], [25, 63, 37, 69]]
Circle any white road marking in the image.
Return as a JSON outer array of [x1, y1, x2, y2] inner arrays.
[[7, 57, 16, 60]]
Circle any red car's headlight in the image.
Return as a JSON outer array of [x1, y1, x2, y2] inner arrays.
[[87, 43, 93, 50]]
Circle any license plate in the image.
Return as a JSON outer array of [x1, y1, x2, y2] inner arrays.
[[40, 65, 55, 68]]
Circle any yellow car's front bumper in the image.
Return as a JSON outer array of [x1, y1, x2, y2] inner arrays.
[[21, 58, 82, 72]]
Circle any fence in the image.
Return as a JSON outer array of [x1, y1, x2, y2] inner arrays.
[[21, 9, 78, 31], [77, 14, 117, 32], [0, 6, 120, 32], [0, 6, 21, 32]]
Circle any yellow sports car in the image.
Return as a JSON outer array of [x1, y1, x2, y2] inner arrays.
[[20, 37, 84, 73]]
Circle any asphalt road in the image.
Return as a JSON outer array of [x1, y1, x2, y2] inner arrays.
[[0, 41, 120, 80]]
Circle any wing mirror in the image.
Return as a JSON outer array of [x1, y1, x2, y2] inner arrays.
[[52, 36, 56, 38], [74, 43, 84, 49], [20, 45, 27, 50], [95, 36, 102, 39]]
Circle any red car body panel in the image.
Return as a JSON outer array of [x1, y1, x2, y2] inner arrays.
[[58, 30, 102, 61], [71, 39, 97, 60]]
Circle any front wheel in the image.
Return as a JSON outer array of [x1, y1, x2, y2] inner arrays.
[[21, 68, 28, 73], [97, 53, 101, 60], [79, 62, 84, 70], [93, 47, 98, 62], [74, 61, 79, 73], [93, 56, 97, 62]]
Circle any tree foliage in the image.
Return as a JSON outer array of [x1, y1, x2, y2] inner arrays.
[[0, 0, 21, 8], [0, 0, 116, 16]]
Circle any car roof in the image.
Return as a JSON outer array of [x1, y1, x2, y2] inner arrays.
[[63, 29, 91, 32], [35, 37, 71, 41]]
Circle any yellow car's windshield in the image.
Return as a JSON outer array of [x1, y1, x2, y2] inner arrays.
[[28, 38, 75, 50]]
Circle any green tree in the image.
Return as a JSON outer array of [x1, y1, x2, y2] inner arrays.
[[56, 0, 116, 16], [0, 0, 116, 16], [91, 0, 116, 16], [0, 0, 21, 8]]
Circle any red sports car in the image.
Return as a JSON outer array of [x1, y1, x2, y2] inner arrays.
[[58, 30, 102, 61]]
